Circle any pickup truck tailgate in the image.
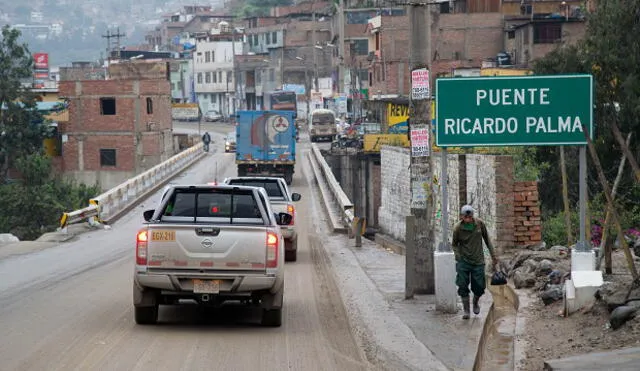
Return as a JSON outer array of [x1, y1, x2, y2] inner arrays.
[[146, 224, 268, 271]]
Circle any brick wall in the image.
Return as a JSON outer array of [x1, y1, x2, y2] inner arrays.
[[378, 149, 517, 252], [513, 181, 542, 247], [432, 12, 504, 64]]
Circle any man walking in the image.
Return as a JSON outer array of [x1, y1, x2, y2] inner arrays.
[[452, 205, 498, 319], [202, 131, 211, 152]]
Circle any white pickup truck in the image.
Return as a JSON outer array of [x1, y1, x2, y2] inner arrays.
[[223, 177, 301, 262], [133, 184, 291, 327]]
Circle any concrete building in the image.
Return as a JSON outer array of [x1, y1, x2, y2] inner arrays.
[[193, 23, 243, 117], [58, 62, 174, 190], [169, 59, 194, 103]]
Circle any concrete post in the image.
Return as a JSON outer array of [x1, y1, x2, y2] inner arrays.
[[405, 2, 435, 298]]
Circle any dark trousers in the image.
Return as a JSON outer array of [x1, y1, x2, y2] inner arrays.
[[456, 260, 486, 298]]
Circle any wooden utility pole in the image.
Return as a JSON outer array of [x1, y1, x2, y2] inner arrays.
[[560, 146, 573, 245], [405, 3, 435, 297], [583, 126, 638, 281]]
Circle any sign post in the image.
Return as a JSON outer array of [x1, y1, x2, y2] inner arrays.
[[436, 74, 598, 315]]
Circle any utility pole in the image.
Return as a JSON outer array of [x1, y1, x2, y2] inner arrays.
[[231, 28, 238, 113], [102, 28, 126, 64], [312, 11, 319, 92], [406, 4, 435, 297], [337, 0, 345, 94]]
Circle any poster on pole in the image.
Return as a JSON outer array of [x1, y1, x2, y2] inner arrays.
[[411, 68, 430, 100], [410, 175, 429, 209], [410, 124, 430, 157]]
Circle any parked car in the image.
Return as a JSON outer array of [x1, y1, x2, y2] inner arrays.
[[224, 131, 236, 153], [134, 184, 291, 326], [204, 110, 224, 122], [223, 176, 301, 262]]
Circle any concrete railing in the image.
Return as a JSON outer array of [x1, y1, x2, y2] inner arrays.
[[310, 144, 354, 226], [60, 142, 205, 228]]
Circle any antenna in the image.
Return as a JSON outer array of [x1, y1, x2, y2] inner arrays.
[[102, 27, 126, 63], [214, 161, 218, 184]]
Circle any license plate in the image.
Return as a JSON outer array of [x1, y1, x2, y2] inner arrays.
[[193, 279, 220, 294], [152, 230, 175, 241]]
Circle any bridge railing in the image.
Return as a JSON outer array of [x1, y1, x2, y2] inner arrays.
[[59, 142, 204, 229]]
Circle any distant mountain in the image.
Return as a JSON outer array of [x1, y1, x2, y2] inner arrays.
[[0, 0, 192, 66]]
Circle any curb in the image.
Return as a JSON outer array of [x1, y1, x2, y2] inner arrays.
[[302, 149, 448, 371]]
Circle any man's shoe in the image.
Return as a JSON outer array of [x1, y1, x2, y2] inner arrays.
[[473, 296, 481, 315], [462, 297, 470, 319]]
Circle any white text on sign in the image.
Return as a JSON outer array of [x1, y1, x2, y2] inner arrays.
[[476, 88, 550, 106]]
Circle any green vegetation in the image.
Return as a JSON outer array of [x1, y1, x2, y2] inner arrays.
[[0, 26, 100, 240], [532, 0, 640, 246]]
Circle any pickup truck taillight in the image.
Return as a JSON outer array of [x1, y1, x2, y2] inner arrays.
[[266, 232, 279, 268], [286, 204, 295, 225], [136, 230, 148, 265]]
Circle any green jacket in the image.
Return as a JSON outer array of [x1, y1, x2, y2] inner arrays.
[[452, 217, 495, 266]]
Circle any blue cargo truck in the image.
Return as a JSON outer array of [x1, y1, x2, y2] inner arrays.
[[235, 110, 297, 185]]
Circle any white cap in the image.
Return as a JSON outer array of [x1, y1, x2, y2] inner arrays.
[[461, 205, 475, 216]]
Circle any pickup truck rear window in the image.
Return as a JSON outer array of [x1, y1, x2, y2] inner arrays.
[[227, 180, 285, 200], [160, 188, 265, 224]]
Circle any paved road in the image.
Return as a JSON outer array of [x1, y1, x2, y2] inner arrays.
[[0, 136, 371, 370]]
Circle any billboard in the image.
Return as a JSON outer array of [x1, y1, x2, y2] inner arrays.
[[33, 53, 49, 69], [363, 134, 410, 153], [386, 103, 409, 133]]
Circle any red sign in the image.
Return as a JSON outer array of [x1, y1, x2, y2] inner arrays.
[[34, 72, 49, 79], [33, 53, 49, 69]]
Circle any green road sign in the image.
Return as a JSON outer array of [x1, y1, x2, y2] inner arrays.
[[435, 75, 593, 147]]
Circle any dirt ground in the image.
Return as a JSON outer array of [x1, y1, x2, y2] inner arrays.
[[516, 250, 640, 370]]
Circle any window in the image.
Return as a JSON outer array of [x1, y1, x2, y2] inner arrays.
[[100, 97, 116, 115], [218, 71, 222, 82], [351, 39, 368, 56], [100, 149, 116, 166], [227, 179, 284, 199], [146, 97, 153, 114], [227, 71, 232, 83], [211, 51, 215, 62], [205, 72, 211, 83], [272, 32, 277, 44], [534, 23, 562, 44], [205, 51, 211, 62], [358, 69, 368, 82], [508, 31, 516, 39], [266, 32, 271, 44], [213, 71, 217, 83], [197, 73, 203, 83], [161, 189, 264, 224], [440, 2, 451, 13]]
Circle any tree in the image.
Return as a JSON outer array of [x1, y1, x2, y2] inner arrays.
[[532, 0, 640, 239], [0, 26, 49, 181]]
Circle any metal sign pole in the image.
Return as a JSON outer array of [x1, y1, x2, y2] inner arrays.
[[578, 145, 587, 251], [440, 148, 450, 252]]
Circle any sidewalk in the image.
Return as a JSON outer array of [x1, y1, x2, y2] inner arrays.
[[317, 230, 492, 371]]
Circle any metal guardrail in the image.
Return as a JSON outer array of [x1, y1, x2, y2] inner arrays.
[[310, 144, 354, 226], [59, 142, 204, 228]]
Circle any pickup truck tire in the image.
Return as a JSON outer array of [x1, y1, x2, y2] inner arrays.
[[284, 239, 297, 262], [261, 307, 282, 327], [134, 305, 158, 325]]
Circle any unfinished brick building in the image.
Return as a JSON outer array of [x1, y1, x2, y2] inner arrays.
[[58, 61, 174, 190]]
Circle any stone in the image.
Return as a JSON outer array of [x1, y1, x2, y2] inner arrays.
[[538, 259, 554, 276], [541, 284, 564, 305], [513, 268, 537, 289], [550, 245, 569, 257], [609, 305, 637, 330]]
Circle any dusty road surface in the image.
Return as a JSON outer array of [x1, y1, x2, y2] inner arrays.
[[0, 137, 371, 371]]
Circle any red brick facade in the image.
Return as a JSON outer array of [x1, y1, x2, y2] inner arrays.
[[58, 67, 173, 188], [513, 181, 543, 246]]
